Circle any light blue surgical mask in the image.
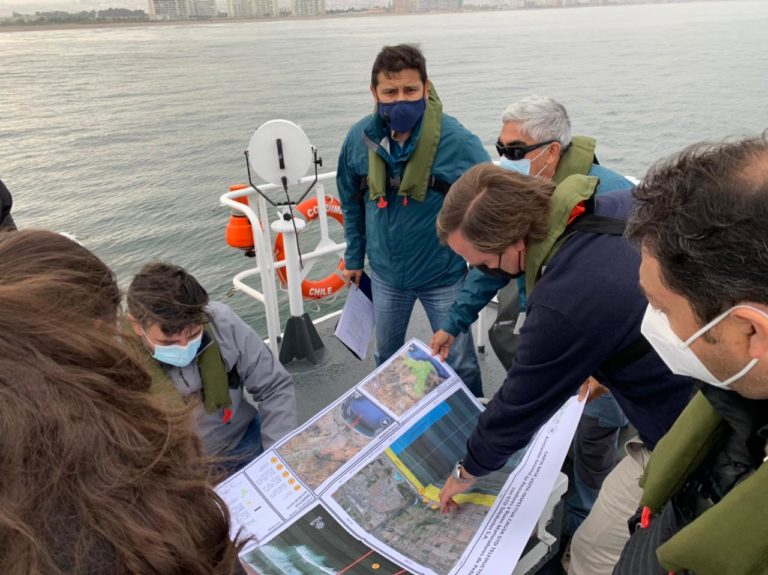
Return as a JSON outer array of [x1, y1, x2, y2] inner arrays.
[[149, 332, 203, 368], [498, 145, 550, 176], [499, 157, 532, 175]]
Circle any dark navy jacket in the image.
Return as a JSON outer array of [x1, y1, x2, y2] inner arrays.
[[463, 189, 697, 476]]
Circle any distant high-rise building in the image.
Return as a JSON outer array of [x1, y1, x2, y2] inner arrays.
[[416, 0, 460, 10], [148, 0, 217, 19], [291, 0, 325, 17], [393, 0, 419, 12], [190, 0, 217, 17], [149, 0, 190, 19], [228, 0, 277, 17]]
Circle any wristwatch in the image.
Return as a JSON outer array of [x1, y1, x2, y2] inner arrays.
[[452, 460, 475, 484]]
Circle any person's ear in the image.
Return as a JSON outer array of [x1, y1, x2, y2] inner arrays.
[[424, 78, 430, 99], [733, 306, 768, 359], [546, 141, 562, 166], [370, 84, 378, 103], [127, 314, 143, 338]]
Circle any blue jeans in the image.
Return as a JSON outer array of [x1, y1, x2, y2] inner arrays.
[[219, 413, 264, 478], [370, 272, 483, 397], [565, 393, 629, 535]]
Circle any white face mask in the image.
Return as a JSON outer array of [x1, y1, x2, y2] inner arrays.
[[640, 304, 763, 389]]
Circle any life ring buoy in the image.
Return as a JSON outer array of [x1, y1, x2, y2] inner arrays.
[[273, 196, 346, 300]]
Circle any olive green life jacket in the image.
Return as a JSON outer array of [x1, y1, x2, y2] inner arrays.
[[640, 391, 768, 574], [138, 325, 233, 414], [524, 173, 599, 298], [367, 82, 443, 203], [552, 135, 598, 186]]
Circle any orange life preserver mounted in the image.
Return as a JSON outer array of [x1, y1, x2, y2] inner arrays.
[[273, 196, 346, 300]]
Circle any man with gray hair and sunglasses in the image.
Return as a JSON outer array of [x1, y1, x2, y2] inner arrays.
[[429, 95, 633, 553]]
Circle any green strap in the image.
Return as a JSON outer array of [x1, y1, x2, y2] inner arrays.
[[637, 392, 768, 574], [131, 326, 232, 414], [553, 135, 597, 185], [197, 326, 232, 414], [657, 461, 768, 574], [640, 391, 726, 511], [524, 174, 598, 297], [367, 82, 443, 203]]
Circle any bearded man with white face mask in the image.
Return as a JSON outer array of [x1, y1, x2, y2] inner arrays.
[[613, 136, 768, 575]]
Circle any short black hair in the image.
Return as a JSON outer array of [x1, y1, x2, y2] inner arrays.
[[127, 262, 209, 335], [627, 133, 768, 323], [370, 44, 427, 87]]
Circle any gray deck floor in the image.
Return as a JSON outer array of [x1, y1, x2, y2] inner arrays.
[[285, 303, 506, 424]]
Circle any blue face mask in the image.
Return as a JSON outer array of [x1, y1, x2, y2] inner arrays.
[[499, 157, 532, 175], [377, 98, 426, 134], [498, 145, 551, 176], [151, 332, 203, 367]]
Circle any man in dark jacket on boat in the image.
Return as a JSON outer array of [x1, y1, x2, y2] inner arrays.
[[127, 262, 297, 476], [429, 95, 633, 541], [336, 44, 490, 397], [433, 163, 696, 575], [612, 135, 768, 575]]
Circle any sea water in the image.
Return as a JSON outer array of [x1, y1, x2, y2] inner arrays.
[[1, 0, 766, 332]]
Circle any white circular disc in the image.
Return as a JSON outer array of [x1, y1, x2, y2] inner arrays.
[[247, 120, 313, 186]]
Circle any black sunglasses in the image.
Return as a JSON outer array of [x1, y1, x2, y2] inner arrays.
[[495, 139, 557, 161]]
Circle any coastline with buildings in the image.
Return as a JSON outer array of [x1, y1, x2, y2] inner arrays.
[[0, 0, 731, 30]]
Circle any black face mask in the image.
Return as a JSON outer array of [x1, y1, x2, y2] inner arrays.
[[474, 253, 524, 281]]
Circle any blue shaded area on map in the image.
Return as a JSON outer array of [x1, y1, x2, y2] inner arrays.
[[390, 401, 451, 456]]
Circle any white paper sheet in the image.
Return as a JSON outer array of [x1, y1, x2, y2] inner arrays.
[[334, 275, 374, 360]]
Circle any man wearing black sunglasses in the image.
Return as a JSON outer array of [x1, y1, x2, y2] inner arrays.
[[430, 95, 634, 574], [431, 96, 630, 361]]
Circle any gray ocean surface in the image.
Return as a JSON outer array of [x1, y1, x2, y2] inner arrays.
[[1, 0, 767, 333]]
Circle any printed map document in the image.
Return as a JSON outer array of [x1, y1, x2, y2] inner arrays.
[[334, 272, 374, 360], [217, 338, 584, 575]]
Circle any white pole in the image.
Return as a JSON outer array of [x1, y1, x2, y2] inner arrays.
[[255, 194, 282, 357], [271, 216, 307, 318], [316, 184, 330, 242]]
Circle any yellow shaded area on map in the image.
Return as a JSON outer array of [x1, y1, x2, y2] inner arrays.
[[385, 447, 424, 491], [385, 448, 497, 508]]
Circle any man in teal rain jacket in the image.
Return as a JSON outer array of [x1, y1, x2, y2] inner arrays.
[[336, 44, 489, 396]]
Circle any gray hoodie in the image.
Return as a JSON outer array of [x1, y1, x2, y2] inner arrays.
[[162, 301, 297, 455]]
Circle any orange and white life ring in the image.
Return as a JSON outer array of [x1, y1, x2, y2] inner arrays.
[[273, 196, 346, 300]]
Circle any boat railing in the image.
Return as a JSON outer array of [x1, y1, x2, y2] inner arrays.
[[220, 170, 490, 359]]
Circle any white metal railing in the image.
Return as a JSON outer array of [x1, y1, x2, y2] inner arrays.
[[220, 170, 490, 358], [220, 171, 345, 357]]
